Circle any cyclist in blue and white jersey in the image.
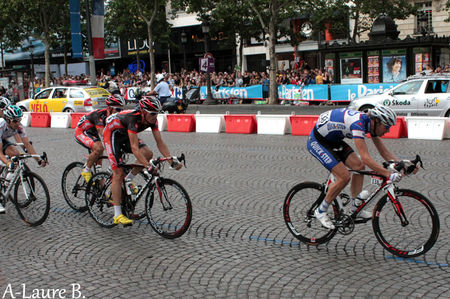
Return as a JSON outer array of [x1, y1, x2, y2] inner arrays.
[[307, 105, 402, 229]]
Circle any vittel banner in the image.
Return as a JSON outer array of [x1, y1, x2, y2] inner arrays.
[[330, 83, 398, 102]]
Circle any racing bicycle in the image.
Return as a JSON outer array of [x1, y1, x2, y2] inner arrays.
[[283, 155, 440, 258], [85, 154, 192, 239], [0, 152, 50, 226]]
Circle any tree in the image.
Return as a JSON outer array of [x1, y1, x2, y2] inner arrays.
[[0, 0, 68, 87], [106, 0, 170, 88]]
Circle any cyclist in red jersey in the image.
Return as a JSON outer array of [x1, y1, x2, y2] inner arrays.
[[103, 96, 182, 225], [74, 94, 125, 182]]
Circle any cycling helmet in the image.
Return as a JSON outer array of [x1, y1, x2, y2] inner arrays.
[[0, 97, 11, 109], [105, 94, 126, 106], [369, 105, 397, 126], [4, 105, 23, 120], [139, 96, 162, 112]]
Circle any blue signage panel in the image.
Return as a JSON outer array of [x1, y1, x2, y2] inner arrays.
[[330, 83, 398, 102], [200, 85, 263, 100]]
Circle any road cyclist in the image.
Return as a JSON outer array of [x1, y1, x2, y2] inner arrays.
[[74, 94, 126, 183], [307, 105, 412, 229], [0, 104, 47, 213], [102, 96, 182, 226]]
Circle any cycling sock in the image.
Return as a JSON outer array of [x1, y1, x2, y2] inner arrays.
[[351, 199, 358, 212], [83, 165, 91, 172], [125, 172, 135, 181], [318, 200, 329, 213], [114, 206, 122, 218]]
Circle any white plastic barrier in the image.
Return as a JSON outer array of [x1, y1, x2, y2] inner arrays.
[[21, 112, 32, 127], [256, 114, 291, 135], [445, 118, 450, 139], [406, 116, 447, 140], [195, 114, 225, 133], [50, 112, 71, 128], [145, 113, 167, 132]]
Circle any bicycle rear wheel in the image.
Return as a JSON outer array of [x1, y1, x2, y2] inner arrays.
[[372, 189, 440, 258], [283, 182, 338, 245], [85, 172, 116, 228], [13, 171, 50, 226], [61, 162, 88, 212], [145, 178, 192, 239]]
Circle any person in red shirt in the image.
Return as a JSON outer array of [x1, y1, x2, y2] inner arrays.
[[103, 96, 182, 225], [74, 94, 125, 182]]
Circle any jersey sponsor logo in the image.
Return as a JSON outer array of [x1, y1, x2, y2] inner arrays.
[[347, 110, 358, 116], [327, 123, 346, 131], [317, 111, 331, 126], [310, 141, 333, 164]]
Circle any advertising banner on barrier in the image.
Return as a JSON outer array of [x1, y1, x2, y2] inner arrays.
[[125, 86, 183, 101], [278, 85, 328, 101], [330, 83, 398, 102], [200, 85, 263, 100]]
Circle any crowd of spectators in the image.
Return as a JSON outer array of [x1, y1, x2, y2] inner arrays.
[[0, 62, 449, 103]]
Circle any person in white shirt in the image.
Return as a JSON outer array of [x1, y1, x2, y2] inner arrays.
[[148, 74, 172, 104]]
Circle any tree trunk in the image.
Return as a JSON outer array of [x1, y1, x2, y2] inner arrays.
[[147, 22, 155, 89], [43, 36, 51, 87], [64, 45, 68, 76], [268, 11, 278, 104], [352, 10, 360, 42]]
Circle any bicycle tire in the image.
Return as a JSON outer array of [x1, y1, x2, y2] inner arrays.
[[13, 171, 50, 226], [61, 162, 88, 212], [283, 182, 338, 245], [372, 188, 440, 258], [85, 171, 116, 228], [145, 178, 192, 239]]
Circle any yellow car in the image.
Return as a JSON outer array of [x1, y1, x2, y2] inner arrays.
[[17, 86, 110, 113]]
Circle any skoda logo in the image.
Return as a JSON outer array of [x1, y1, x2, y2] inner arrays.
[[383, 99, 391, 106]]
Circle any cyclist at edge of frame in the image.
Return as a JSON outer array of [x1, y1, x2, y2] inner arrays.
[[0, 104, 48, 214], [74, 94, 126, 183], [103, 96, 182, 226], [307, 105, 417, 229]]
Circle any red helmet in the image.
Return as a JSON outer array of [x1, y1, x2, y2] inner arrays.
[[139, 96, 162, 112], [105, 94, 125, 106]]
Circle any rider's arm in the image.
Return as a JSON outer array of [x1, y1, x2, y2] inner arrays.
[[21, 136, 45, 166], [128, 132, 151, 168], [354, 138, 391, 178], [97, 126, 104, 136], [152, 130, 171, 158], [0, 142, 10, 166], [371, 136, 398, 162]]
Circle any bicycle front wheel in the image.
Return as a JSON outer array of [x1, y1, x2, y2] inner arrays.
[[13, 171, 50, 226], [283, 182, 338, 245], [145, 178, 192, 239], [373, 189, 440, 258], [61, 162, 88, 212], [85, 172, 116, 228]]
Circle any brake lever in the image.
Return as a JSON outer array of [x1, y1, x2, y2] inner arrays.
[[178, 153, 186, 168]]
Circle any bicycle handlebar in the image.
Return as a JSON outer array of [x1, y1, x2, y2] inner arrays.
[[150, 153, 186, 168], [383, 154, 423, 175]]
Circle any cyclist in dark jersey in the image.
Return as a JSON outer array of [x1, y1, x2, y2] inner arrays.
[[307, 105, 404, 229], [74, 94, 125, 182], [103, 96, 182, 225]]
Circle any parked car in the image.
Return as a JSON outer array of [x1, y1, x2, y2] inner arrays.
[[347, 74, 450, 117], [16, 86, 110, 113]]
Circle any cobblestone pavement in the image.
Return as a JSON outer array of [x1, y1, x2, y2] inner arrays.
[[0, 127, 448, 299]]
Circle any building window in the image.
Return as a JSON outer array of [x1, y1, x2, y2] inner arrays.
[[416, 2, 433, 34]]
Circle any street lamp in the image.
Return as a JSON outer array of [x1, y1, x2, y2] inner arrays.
[[202, 23, 216, 105], [180, 31, 187, 70]]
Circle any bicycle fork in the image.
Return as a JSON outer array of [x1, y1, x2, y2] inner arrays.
[[154, 177, 172, 211], [386, 185, 409, 226]]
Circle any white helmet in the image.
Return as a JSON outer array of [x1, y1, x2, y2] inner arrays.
[[370, 105, 397, 126], [156, 74, 164, 83]]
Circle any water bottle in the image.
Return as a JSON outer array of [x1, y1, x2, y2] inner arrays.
[[354, 190, 370, 207]]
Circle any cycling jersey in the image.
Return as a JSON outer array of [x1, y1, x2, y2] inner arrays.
[[103, 109, 158, 170], [74, 108, 108, 149], [0, 119, 28, 153], [307, 108, 370, 171]]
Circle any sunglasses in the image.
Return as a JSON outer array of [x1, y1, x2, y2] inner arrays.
[[11, 119, 22, 123], [144, 109, 158, 116], [113, 107, 124, 112]]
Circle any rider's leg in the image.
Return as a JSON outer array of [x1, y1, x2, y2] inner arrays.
[[130, 146, 153, 177], [111, 167, 132, 225], [0, 145, 20, 213], [324, 162, 351, 205], [86, 141, 104, 169], [344, 152, 365, 198]]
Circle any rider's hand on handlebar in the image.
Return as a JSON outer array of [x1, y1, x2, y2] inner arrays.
[[38, 159, 47, 167], [389, 172, 402, 183], [170, 157, 182, 170]]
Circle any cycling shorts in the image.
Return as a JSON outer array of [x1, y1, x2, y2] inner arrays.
[[2, 139, 15, 154], [103, 130, 146, 171], [307, 129, 354, 171], [74, 127, 101, 150]]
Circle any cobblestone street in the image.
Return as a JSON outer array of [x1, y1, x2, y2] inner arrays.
[[0, 127, 448, 298]]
